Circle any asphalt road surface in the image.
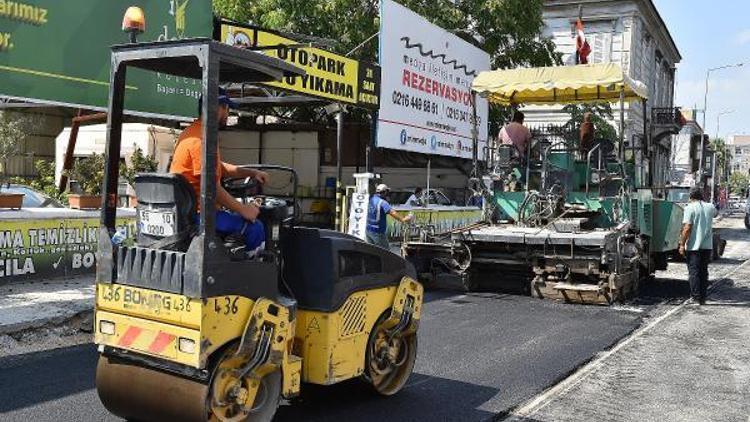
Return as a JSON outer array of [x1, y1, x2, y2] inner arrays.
[[0, 294, 642, 421], [8, 218, 745, 421]]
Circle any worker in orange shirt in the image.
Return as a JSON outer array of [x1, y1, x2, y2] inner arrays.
[[170, 88, 269, 258]]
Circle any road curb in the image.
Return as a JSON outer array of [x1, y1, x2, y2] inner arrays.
[[0, 304, 94, 337]]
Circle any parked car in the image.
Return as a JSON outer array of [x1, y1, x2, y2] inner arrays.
[[745, 197, 750, 229], [0, 184, 64, 208]]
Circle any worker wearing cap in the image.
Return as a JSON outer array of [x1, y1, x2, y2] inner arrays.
[[170, 88, 269, 258], [366, 184, 413, 249]]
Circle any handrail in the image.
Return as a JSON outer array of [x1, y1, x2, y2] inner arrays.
[[540, 140, 569, 192], [585, 143, 603, 196]]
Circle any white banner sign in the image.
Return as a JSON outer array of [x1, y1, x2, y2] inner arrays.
[[377, 0, 489, 159], [347, 192, 369, 240]]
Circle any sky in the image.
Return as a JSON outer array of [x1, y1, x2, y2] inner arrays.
[[653, 0, 750, 140]]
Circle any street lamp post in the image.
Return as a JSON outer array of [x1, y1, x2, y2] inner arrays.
[[716, 110, 734, 140], [699, 62, 744, 186], [712, 110, 735, 204]]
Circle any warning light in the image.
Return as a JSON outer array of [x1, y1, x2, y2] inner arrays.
[[122, 6, 146, 43]]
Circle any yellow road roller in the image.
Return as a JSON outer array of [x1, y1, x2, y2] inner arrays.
[[94, 38, 423, 421]]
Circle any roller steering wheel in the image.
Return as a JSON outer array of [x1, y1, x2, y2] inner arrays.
[[223, 176, 263, 199]]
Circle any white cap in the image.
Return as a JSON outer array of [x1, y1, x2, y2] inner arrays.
[[376, 183, 390, 193]]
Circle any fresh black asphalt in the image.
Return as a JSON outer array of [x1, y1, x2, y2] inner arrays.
[[0, 291, 642, 421]]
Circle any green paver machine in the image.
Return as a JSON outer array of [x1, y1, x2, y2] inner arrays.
[[403, 64, 685, 304]]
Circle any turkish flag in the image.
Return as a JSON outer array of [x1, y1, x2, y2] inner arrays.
[[576, 19, 591, 64]]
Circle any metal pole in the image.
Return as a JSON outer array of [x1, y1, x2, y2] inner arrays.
[[643, 99, 650, 187], [702, 69, 710, 134], [470, 93, 479, 178], [699, 70, 711, 187], [59, 112, 107, 192], [102, 63, 127, 229], [426, 157, 431, 207], [619, 88, 625, 164], [716, 113, 720, 140], [368, 111, 377, 173], [711, 150, 716, 203], [335, 106, 344, 231]]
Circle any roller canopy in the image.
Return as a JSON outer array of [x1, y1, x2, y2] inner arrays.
[[471, 63, 648, 105]]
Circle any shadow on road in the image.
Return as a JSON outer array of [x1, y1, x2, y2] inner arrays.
[[0, 344, 96, 413], [276, 372, 499, 421], [708, 278, 750, 307]]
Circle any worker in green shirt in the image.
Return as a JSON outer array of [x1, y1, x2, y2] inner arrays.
[[679, 187, 716, 305]]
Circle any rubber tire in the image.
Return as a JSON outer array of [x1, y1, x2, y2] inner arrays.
[[243, 370, 282, 422], [363, 311, 418, 396], [207, 343, 282, 422]]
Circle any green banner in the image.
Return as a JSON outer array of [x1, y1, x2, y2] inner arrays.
[[0, 0, 213, 119], [0, 215, 135, 283]]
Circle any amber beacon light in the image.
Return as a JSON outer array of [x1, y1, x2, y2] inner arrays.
[[122, 6, 146, 43]]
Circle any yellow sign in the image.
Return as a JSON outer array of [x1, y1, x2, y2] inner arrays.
[[221, 23, 380, 109]]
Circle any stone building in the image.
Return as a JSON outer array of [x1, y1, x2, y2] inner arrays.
[[524, 0, 681, 187], [728, 135, 750, 176], [671, 109, 702, 185]]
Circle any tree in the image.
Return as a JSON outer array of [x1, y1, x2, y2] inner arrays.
[[0, 111, 33, 180], [710, 137, 731, 186], [120, 147, 159, 186], [562, 103, 618, 144], [214, 0, 558, 66], [69, 153, 106, 196], [729, 171, 748, 196], [213, 0, 560, 133]]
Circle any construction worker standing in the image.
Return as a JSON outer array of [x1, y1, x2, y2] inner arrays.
[[366, 184, 413, 249]]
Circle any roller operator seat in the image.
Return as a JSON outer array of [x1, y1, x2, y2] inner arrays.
[[134, 173, 197, 251]]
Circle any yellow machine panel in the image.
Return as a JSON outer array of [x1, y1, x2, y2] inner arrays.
[[95, 310, 202, 366], [96, 283, 259, 368], [294, 277, 424, 385]]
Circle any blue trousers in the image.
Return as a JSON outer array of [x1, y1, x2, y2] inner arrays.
[[197, 211, 266, 252]]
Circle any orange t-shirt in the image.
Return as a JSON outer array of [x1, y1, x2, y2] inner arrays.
[[170, 120, 223, 202]]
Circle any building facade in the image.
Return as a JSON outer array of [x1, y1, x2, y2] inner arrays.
[[671, 109, 702, 185], [728, 135, 750, 176], [524, 0, 681, 187], [536, 0, 681, 125]]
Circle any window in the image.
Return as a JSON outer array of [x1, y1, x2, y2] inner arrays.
[[736, 147, 742, 155], [339, 251, 382, 277]]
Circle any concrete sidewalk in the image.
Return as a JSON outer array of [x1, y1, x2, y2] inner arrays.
[[506, 222, 750, 422], [0, 277, 94, 335]]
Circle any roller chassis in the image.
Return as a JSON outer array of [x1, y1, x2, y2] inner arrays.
[[94, 38, 424, 422]]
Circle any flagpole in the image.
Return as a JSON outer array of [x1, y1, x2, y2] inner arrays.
[[578, 5, 583, 65]]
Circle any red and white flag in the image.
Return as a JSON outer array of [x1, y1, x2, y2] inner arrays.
[[575, 18, 591, 64]]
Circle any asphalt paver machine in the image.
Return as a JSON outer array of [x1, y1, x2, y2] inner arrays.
[[94, 38, 423, 421], [404, 64, 684, 305]]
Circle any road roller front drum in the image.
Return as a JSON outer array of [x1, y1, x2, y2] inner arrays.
[[97, 344, 283, 422]]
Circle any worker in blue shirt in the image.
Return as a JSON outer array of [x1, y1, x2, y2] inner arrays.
[[366, 184, 413, 249]]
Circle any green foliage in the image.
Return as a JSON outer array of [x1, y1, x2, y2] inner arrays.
[[729, 171, 749, 196], [8, 161, 69, 204], [0, 111, 33, 178], [32, 160, 68, 203], [120, 147, 159, 185], [563, 103, 618, 143], [69, 153, 105, 196], [710, 137, 731, 186]]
